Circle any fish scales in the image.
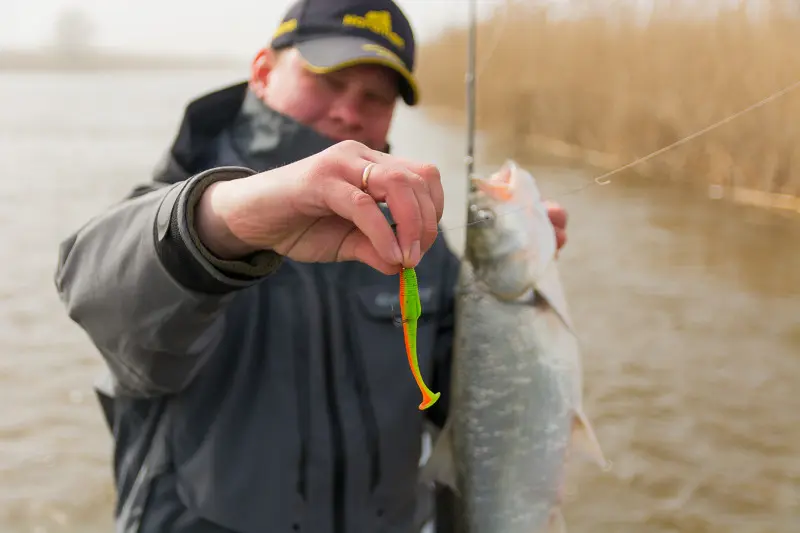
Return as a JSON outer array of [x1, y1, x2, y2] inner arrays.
[[422, 160, 608, 533], [453, 260, 576, 532]]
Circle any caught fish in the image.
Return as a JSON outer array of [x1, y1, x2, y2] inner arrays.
[[421, 160, 610, 532]]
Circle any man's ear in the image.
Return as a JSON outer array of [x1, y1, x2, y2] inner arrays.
[[249, 47, 279, 98]]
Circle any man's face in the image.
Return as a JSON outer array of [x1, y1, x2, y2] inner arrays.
[[250, 47, 400, 151]]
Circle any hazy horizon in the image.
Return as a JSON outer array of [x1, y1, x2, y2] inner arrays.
[[1, 0, 520, 57], [3, 0, 780, 59]]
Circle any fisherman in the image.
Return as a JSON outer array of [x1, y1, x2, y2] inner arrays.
[[54, 0, 569, 531]]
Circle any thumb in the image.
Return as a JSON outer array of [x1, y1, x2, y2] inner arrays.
[[337, 230, 403, 276]]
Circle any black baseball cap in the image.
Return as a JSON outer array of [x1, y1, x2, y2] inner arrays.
[[270, 0, 419, 106]]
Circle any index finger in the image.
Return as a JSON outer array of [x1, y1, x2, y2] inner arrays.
[[369, 153, 444, 223]]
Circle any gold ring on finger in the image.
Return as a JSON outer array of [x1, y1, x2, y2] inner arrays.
[[361, 162, 376, 192]]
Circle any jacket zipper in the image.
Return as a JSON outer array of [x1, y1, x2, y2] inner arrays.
[[315, 267, 346, 533]]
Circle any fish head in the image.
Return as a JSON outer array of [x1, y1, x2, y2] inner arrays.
[[465, 160, 558, 299]]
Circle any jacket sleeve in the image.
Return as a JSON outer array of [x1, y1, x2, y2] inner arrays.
[[423, 240, 460, 430], [54, 166, 283, 398]]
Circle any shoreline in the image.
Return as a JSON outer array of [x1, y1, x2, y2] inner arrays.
[[0, 51, 242, 72], [420, 105, 800, 217]]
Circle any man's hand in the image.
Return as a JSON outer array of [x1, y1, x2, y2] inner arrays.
[[544, 200, 568, 251], [195, 140, 444, 275]]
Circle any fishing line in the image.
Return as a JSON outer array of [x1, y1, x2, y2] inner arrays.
[[436, 77, 800, 236]]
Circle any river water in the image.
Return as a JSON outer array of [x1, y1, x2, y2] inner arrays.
[[0, 69, 798, 533]]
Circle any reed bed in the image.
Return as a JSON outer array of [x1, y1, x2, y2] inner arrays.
[[415, 1, 800, 203]]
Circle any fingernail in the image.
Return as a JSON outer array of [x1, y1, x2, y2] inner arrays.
[[407, 240, 421, 266], [392, 240, 403, 265]]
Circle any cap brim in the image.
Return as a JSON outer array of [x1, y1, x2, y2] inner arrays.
[[295, 36, 419, 106]]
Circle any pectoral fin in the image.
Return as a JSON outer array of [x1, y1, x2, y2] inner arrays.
[[571, 410, 612, 471], [419, 420, 459, 494]]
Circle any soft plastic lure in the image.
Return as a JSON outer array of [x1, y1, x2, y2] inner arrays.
[[398, 267, 441, 410]]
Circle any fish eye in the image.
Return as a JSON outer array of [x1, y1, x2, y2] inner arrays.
[[476, 209, 494, 223], [469, 204, 495, 226]]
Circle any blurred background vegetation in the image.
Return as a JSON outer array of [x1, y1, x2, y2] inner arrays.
[[415, 0, 800, 209]]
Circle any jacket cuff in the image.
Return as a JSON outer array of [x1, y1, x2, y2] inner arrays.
[[154, 166, 283, 294]]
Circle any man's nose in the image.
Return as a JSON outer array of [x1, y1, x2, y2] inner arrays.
[[329, 91, 364, 129]]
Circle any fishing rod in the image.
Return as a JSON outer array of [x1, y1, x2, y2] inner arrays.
[[465, 0, 477, 193], [394, 0, 481, 414]]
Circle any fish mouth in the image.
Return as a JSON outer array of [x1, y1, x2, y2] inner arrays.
[[469, 161, 516, 201], [467, 203, 496, 227], [468, 161, 516, 224]]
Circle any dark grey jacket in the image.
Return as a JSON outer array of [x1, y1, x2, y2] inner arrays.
[[54, 83, 459, 533]]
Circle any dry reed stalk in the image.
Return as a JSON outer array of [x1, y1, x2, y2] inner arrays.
[[415, 0, 800, 205]]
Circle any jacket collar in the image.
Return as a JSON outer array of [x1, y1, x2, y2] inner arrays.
[[224, 89, 339, 170], [163, 82, 391, 179]]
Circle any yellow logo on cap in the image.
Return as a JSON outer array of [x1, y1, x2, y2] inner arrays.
[[343, 11, 405, 49], [273, 18, 297, 39]]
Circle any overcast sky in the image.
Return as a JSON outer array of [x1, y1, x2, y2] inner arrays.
[[1, 0, 548, 55], [2, 0, 767, 56]]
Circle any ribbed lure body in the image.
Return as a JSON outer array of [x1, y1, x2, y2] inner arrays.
[[399, 267, 440, 410]]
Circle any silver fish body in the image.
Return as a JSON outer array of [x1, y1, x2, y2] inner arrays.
[[422, 160, 608, 533]]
